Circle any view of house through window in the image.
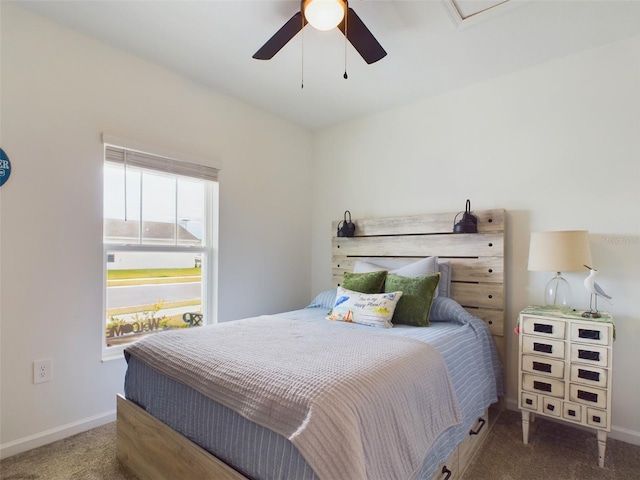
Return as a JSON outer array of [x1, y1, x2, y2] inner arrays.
[[103, 144, 217, 353]]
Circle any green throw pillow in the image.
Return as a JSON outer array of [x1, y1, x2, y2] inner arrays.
[[342, 270, 388, 294], [385, 273, 440, 326]]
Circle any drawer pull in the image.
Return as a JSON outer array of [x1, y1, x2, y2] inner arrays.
[[546, 403, 555, 412], [577, 390, 599, 403], [578, 369, 600, 382], [441, 466, 452, 480], [579, 328, 601, 340], [592, 415, 602, 424], [469, 417, 486, 436], [525, 398, 533, 406], [534, 323, 553, 334], [533, 361, 552, 373], [578, 349, 600, 361], [533, 381, 552, 393], [534, 342, 553, 354], [567, 409, 577, 417]]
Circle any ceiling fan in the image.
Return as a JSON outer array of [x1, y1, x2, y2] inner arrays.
[[253, 0, 387, 65]]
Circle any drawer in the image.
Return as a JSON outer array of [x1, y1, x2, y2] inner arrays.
[[586, 407, 608, 429], [542, 397, 562, 417], [570, 364, 607, 388], [570, 344, 609, 367], [522, 315, 566, 339], [522, 373, 564, 398], [520, 392, 538, 411], [569, 384, 607, 409], [570, 322, 611, 346], [458, 410, 489, 473], [522, 336, 565, 359], [522, 355, 565, 379], [430, 448, 458, 480], [562, 402, 583, 423]]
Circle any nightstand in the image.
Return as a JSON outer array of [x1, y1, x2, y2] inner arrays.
[[517, 306, 614, 468]]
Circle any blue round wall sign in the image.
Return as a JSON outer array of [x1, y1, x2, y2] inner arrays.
[[0, 148, 11, 187]]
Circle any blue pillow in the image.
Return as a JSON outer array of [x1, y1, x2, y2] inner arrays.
[[307, 289, 338, 310], [429, 297, 471, 324]]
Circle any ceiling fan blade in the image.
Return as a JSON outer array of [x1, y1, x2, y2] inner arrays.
[[338, 8, 387, 64], [253, 12, 306, 60]]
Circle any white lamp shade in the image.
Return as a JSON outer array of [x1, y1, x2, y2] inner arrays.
[[528, 230, 593, 272], [304, 0, 345, 31]]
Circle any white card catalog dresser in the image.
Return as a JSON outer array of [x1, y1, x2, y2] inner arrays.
[[517, 306, 614, 467]]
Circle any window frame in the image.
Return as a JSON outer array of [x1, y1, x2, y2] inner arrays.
[[101, 136, 219, 361]]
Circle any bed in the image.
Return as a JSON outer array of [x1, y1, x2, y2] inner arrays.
[[117, 209, 506, 480]]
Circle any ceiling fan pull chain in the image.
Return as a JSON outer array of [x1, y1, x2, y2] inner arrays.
[[301, 12, 305, 89], [343, 6, 348, 80], [123, 150, 128, 222]]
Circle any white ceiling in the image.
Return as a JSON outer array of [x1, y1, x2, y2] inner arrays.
[[10, 0, 640, 130]]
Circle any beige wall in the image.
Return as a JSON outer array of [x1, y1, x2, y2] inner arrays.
[[0, 4, 313, 455], [311, 34, 640, 445]]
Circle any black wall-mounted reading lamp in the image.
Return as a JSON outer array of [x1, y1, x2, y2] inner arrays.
[[337, 210, 356, 237], [453, 199, 478, 234]]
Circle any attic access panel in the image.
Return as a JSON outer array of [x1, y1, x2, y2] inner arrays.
[[443, 0, 513, 26], [454, 0, 510, 18]]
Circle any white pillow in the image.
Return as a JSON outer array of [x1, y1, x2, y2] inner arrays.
[[354, 257, 439, 296], [437, 260, 451, 297], [354, 256, 437, 275], [327, 287, 403, 329], [353, 257, 451, 298]]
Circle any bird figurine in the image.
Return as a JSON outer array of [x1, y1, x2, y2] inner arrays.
[[582, 265, 612, 318]]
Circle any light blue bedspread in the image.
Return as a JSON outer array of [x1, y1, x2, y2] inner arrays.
[[124, 294, 503, 480]]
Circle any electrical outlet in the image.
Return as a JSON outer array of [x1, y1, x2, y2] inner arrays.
[[33, 358, 52, 384]]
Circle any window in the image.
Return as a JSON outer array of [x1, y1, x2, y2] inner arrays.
[[103, 140, 218, 358]]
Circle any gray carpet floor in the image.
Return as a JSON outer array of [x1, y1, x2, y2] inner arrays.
[[461, 409, 640, 480], [1, 409, 639, 479]]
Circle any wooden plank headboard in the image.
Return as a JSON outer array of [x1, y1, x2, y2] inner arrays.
[[331, 209, 506, 361]]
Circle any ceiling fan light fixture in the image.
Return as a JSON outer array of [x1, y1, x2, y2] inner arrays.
[[253, 0, 386, 65], [304, 0, 346, 31]]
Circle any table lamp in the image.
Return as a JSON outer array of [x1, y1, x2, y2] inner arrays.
[[528, 230, 592, 308]]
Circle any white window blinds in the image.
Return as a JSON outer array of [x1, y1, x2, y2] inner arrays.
[[105, 145, 218, 182]]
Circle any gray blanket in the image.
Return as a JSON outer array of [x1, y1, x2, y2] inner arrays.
[[125, 316, 461, 480]]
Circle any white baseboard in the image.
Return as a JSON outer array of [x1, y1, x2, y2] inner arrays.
[[504, 396, 640, 446], [607, 424, 640, 446], [0, 409, 116, 460]]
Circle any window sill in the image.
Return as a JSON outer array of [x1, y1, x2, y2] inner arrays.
[[102, 345, 127, 362]]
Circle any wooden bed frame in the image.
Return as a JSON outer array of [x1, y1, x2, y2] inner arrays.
[[117, 209, 506, 480]]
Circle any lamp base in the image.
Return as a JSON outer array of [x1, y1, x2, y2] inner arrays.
[[581, 311, 601, 319], [544, 272, 572, 308]]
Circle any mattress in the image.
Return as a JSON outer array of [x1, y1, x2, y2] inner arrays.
[[123, 296, 503, 480]]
